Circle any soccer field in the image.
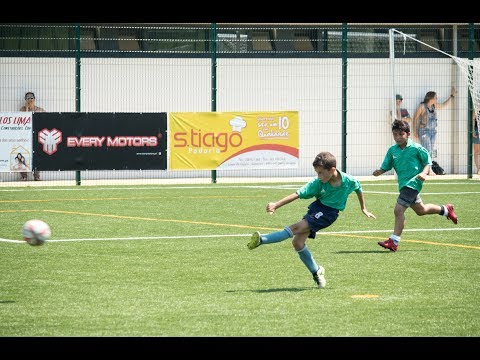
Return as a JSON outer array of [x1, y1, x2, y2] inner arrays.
[[0, 180, 479, 337]]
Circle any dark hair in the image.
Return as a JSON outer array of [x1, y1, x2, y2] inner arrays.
[[392, 119, 410, 134], [25, 92, 35, 100], [312, 152, 336, 169], [421, 91, 436, 104]]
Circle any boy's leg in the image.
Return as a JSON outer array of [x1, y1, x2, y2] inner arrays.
[[312, 265, 326, 289], [444, 204, 457, 224], [298, 203, 338, 288], [378, 188, 413, 252], [249, 201, 338, 251], [392, 203, 408, 238], [411, 202, 458, 224], [296, 241, 326, 289], [247, 226, 293, 250], [378, 202, 406, 252], [380, 188, 458, 252], [261, 226, 293, 244], [296, 243, 317, 273]]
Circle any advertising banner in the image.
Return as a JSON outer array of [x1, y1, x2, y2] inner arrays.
[[169, 111, 299, 170], [33, 113, 167, 170], [0, 112, 33, 173]]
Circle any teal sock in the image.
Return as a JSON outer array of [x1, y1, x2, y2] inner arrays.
[[297, 245, 319, 274], [261, 227, 293, 244]]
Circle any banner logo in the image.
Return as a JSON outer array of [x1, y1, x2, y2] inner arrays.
[[38, 128, 62, 155], [170, 112, 299, 170]]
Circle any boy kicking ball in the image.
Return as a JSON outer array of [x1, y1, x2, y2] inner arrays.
[[248, 151, 376, 288]]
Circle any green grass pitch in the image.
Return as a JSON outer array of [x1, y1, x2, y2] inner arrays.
[[0, 179, 479, 337]]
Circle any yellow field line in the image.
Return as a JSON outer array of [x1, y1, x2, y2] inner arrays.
[[4, 209, 478, 250], [45, 209, 265, 230]]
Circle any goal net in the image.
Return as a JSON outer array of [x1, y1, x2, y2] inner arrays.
[[453, 56, 480, 121], [390, 28, 479, 122], [389, 28, 478, 174]]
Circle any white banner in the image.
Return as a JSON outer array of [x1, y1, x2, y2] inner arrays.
[[0, 112, 33, 172]]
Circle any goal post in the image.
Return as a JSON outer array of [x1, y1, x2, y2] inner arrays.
[[389, 29, 396, 122]]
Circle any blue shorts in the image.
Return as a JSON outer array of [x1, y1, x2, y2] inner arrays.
[[302, 200, 339, 239]]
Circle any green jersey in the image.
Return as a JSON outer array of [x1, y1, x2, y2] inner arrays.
[[380, 138, 431, 192], [296, 170, 362, 211]]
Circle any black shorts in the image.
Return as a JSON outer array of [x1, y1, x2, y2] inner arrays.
[[397, 187, 422, 207], [302, 200, 339, 239]]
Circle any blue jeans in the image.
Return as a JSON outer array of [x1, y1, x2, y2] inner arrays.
[[419, 128, 437, 158]]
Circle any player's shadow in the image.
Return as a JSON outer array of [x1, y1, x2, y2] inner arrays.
[[335, 249, 425, 254], [227, 287, 312, 293], [0, 300, 15, 304], [336, 250, 391, 254]]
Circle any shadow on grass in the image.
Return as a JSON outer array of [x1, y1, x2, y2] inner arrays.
[[335, 250, 425, 254], [0, 300, 15, 304], [226, 287, 313, 293]]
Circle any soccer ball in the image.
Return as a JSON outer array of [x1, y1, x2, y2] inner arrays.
[[22, 219, 51, 246]]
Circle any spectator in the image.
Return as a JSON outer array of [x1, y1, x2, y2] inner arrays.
[[473, 110, 480, 175], [394, 94, 412, 126], [19, 91, 45, 181], [412, 88, 457, 160]]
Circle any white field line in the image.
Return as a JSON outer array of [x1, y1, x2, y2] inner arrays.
[[2, 227, 479, 244], [365, 191, 480, 195], [0, 181, 479, 193]]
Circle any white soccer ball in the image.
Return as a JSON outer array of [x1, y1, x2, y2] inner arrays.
[[22, 219, 51, 246]]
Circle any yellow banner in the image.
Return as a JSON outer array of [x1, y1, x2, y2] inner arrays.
[[169, 112, 299, 170]]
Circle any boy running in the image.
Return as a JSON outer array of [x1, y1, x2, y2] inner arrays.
[[373, 119, 458, 252]]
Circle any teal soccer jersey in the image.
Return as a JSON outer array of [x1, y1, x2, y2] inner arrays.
[[380, 138, 431, 192], [296, 170, 362, 211]]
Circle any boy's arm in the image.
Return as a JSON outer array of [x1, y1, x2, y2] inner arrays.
[[373, 151, 392, 176], [355, 191, 376, 219], [266, 192, 299, 214], [416, 165, 431, 182], [417, 146, 432, 181]]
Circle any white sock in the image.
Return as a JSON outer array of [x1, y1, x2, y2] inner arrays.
[[390, 234, 401, 244], [441, 205, 448, 216]]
